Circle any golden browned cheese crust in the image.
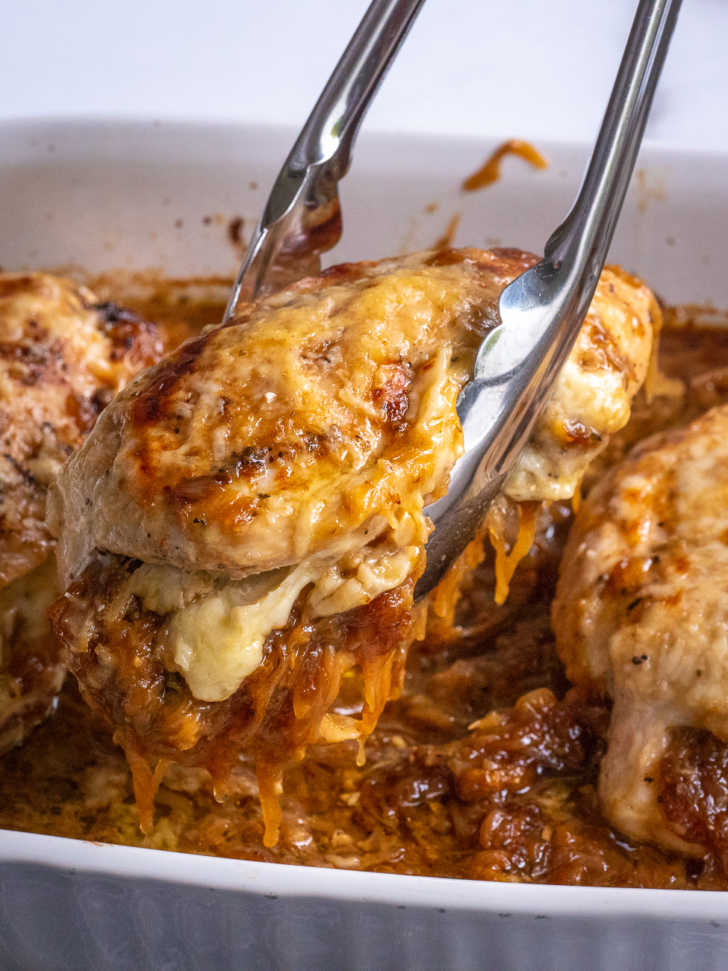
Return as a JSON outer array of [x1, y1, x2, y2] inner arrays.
[[51, 250, 520, 583], [553, 402, 728, 856], [0, 273, 164, 753], [51, 250, 658, 585]]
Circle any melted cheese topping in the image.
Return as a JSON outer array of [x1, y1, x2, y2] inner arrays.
[[170, 565, 316, 702], [553, 403, 728, 852], [129, 510, 425, 701], [309, 545, 419, 617], [0, 273, 162, 588]]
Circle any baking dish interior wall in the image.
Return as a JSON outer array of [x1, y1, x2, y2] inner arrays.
[[0, 120, 723, 307]]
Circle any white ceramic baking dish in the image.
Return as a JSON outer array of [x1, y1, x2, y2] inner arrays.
[[1, 119, 727, 971]]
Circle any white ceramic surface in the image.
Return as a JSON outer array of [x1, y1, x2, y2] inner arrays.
[[1, 119, 728, 970]]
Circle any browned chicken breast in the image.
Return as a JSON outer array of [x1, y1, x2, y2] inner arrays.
[[0, 272, 163, 753], [553, 402, 728, 855], [48, 248, 658, 842]]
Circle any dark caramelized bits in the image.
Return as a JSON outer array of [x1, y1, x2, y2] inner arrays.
[[93, 301, 164, 367], [660, 727, 728, 870], [451, 687, 607, 805], [131, 333, 208, 426]]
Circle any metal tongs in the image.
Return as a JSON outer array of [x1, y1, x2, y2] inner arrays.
[[224, 0, 426, 315], [226, 0, 682, 598]]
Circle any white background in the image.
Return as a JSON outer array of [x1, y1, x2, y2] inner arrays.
[[1, 0, 726, 150]]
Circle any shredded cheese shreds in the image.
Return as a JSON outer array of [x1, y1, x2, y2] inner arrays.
[[489, 502, 539, 606], [428, 527, 488, 631], [257, 763, 284, 848], [126, 747, 169, 835]]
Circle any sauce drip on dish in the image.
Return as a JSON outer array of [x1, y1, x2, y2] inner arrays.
[[462, 139, 548, 192]]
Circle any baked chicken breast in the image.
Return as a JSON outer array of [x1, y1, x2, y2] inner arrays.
[[0, 273, 163, 753], [48, 248, 658, 841], [553, 402, 728, 855]]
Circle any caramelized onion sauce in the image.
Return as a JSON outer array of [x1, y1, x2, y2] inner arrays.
[[1, 280, 728, 889]]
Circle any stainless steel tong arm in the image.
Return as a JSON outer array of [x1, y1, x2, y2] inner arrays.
[[224, 0, 426, 321], [416, 0, 682, 597]]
